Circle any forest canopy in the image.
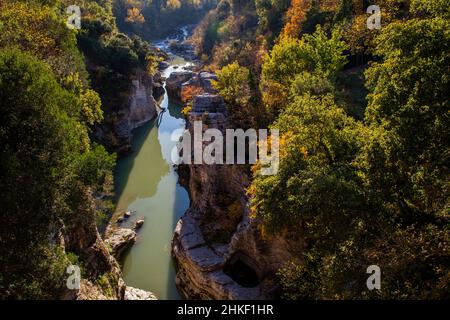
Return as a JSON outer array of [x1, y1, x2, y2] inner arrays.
[[206, 0, 449, 299]]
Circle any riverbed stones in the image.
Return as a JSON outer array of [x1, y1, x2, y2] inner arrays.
[[135, 219, 145, 230], [158, 60, 170, 71]]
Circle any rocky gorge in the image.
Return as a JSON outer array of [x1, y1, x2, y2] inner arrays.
[[80, 25, 297, 301], [64, 56, 169, 301], [168, 68, 301, 300]]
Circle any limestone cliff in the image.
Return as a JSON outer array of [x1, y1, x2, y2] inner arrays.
[[55, 190, 126, 300], [57, 206, 156, 300], [171, 91, 300, 300], [94, 69, 160, 155]]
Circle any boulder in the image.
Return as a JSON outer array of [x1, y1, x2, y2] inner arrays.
[[166, 71, 194, 100], [169, 41, 197, 61], [198, 72, 218, 93], [105, 228, 136, 259], [158, 60, 170, 71], [135, 219, 145, 230], [124, 286, 158, 300]]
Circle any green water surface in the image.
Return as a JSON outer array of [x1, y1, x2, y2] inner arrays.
[[114, 58, 191, 299]]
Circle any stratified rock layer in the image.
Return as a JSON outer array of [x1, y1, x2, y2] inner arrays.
[[94, 69, 159, 155], [171, 84, 304, 300]]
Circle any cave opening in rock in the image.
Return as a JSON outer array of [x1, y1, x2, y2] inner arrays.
[[224, 255, 260, 288]]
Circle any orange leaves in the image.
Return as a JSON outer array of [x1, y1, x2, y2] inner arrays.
[[281, 0, 312, 39], [126, 7, 145, 24], [180, 85, 204, 103]]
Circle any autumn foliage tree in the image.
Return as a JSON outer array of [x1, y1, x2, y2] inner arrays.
[[281, 0, 312, 39]]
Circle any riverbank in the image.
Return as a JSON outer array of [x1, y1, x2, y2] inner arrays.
[[111, 42, 195, 299]]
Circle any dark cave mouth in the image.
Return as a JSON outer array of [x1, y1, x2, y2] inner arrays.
[[224, 257, 260, 288]]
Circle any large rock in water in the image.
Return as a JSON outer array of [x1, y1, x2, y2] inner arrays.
[[166, 71, 193, 100], [124, 286, 158, 300], [198, 71, 218, 93], [169, 40, 197, 61], [105, 228, 137, 259]]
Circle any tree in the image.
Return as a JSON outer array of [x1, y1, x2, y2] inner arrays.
[[249, 94, 369, 235], [0, 49, 114, 298], [0, 0, 89, 83], [214, 61, 251, 106], [363, 16, 450, 220], [289, 71, 334, 98], [281, 0, 311, 39], [261, 25, 347, 118], [213, 61, 255, 127], [126, 7, 146, 24]]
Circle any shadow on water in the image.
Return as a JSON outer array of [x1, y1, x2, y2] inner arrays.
[[114, 121, 154, 202], [164, 98, 192, 298], [114, 121, 170, 213]]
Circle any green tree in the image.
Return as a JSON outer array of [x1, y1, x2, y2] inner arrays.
[[364, 16, 450, 220], [289, 71, 334, 98], [214, 61, 251, 106], [250, 94, 369, 233], [261, 25, 347, 119], [213, 61, 256, 127], [0, 49, 114, 298]]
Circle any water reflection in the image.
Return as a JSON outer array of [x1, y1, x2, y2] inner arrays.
[[113, 58, 190, 300]]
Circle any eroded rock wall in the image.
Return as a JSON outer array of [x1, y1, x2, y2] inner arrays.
[[172, 106, 300, 300], [94, 69, 159, 155]]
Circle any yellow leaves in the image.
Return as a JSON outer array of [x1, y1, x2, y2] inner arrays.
[[145, 54, 159, 75], [299, 146, 309, 158], [126, 7, 145, 24], [319, 0, 340, 11], [278, 131, 308, 160], [278, 131, 292, 158], [166, 0, 182, 10], [181, 104, 192, 116], [257, 223, 271, 241], [261, 80, 287, 112], [0, 1, 62, 58], [342, 14, 373, 55], [80, 89, 103, 126]]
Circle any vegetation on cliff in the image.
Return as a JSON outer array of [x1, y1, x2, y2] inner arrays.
[[199, 0, 449, 299], [0, 0, 158, 298]]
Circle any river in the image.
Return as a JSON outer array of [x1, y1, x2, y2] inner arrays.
[[113, 52, 192, 300]]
